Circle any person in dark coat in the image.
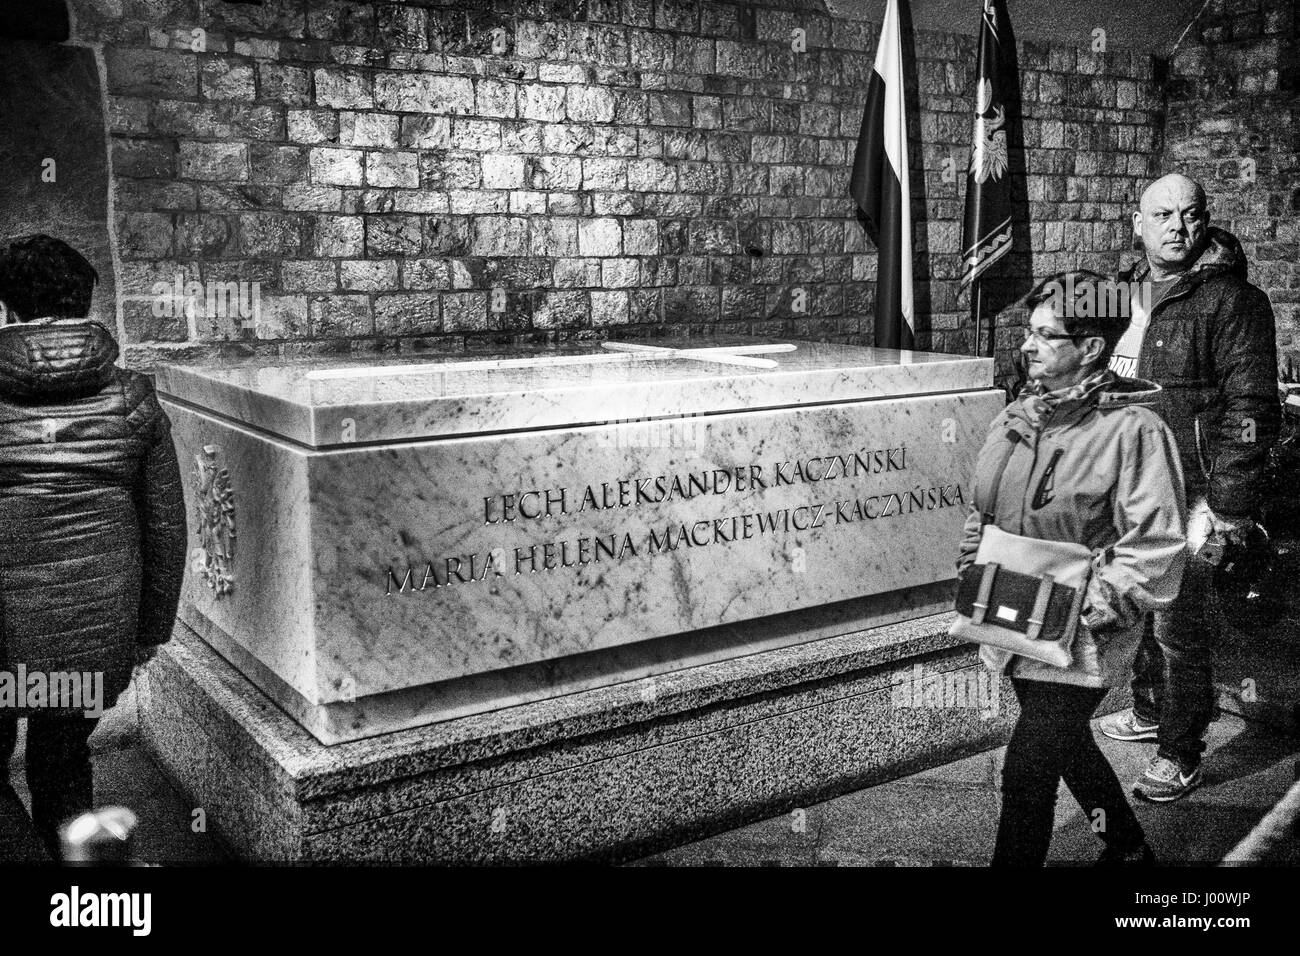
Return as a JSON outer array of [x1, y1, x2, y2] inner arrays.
[[0, 235, 186, 860], [1098, 174, 1280, 802]]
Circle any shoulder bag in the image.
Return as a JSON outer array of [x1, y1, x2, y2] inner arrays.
[[949, 432, 1093, 668]]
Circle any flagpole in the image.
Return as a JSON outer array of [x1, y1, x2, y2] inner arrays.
[[971, 278, 983, 356]]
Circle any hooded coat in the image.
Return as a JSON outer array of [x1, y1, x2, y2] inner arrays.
[[958, 371, 1189, 688], [0, 318, 185, 711], [1117, 226, 1279, 519]]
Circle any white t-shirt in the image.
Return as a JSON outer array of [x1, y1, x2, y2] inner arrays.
[[1109, 278, 1178, 377]]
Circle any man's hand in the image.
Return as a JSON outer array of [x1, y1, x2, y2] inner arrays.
[[1207, 509, 1257, 542]]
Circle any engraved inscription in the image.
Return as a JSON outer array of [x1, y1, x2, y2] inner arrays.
[[383, 445, 967, 596]]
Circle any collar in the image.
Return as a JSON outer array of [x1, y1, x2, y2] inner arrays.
[[1016, 368, 1113, 430]]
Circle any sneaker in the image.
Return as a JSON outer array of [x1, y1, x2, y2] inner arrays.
[[1094, 841, 1156, 866], [1099, 708, 1160, 742], [1133, 756, 1203, 802]]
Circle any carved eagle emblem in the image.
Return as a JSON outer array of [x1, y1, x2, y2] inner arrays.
[[192, 444, 236, 597], [969, 79, 1008, 185]]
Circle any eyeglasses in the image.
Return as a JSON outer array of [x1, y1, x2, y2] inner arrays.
[[1022, 327, 1092, 345]]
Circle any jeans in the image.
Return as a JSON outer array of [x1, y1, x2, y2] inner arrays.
[[1131, 496, 1219, 770], [0, 712, 100, 860], [992, 677, 1146, 867]]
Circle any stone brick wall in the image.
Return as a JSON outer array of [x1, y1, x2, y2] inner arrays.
[[64, 0, 1164, 372], [1162, 0, 1299, 355]]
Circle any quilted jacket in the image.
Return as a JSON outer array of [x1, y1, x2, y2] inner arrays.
[[1116, 227, 1279, 519], [0, 318, 185, 710]]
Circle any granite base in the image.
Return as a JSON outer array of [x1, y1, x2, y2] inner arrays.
[[138, 614, 1019, 863]]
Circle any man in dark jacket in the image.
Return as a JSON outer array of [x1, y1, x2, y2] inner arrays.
[[1098, 174, 1279, 802], [0, 235, 186, 860]]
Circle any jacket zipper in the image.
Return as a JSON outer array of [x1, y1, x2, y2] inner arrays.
[[1020, 425, 1042, 536], [1133, 269, 1201, 375]]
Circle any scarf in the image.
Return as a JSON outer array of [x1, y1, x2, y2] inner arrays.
[[1019, 368, 1111, 430]]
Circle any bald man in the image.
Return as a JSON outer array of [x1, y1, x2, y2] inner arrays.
[[1099, 174, 1279, 802]]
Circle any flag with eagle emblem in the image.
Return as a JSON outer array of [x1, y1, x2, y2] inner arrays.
[[960, 0, 1015, 290], [849, 0, 913, 350]]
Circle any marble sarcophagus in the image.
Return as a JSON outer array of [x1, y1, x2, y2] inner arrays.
[[157, 339, 1003, 744]]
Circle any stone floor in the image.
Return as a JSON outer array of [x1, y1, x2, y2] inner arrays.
[[632, 710, 1300, 866], [3, 683, 1294, 866], [5, 542, 1300, 866]]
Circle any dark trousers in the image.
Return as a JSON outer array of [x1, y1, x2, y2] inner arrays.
[[0, 712, 99, 860], [992, 678, 1146, 867], [1131, 553, 1218, 770]]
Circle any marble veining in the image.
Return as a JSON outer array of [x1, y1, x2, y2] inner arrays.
[[156, 338, 994, 446], [160, 337, 1001, 743]]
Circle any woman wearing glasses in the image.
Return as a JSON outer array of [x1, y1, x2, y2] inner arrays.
[[958, 270, 1189, 866]]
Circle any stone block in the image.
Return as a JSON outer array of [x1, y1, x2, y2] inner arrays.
[[532, 289, 588, 329], [310, 147, 365, 187], [113, 139, 175, 179], [340, 259, 400, 292], [249, 294, 309, 340], [249, 144, 307, 185], [202, 59, 256, 101], [283, 184, 344, 213], [476, 79, 517, 118], [280, 259, 338, 294], [509, 190, 547, 215], [623, 219, 660, 255], [518, 84, 566, 122], [171, 213, 232, 261], [365, 151, 420, 188], [106, 48, 198, 99], [238, 213, 302, 257], [448, 190, 508, 215], [400, 115, 451, 149], [313, 67, 374, 110], [179, 142, 249, 182], [442, 291, 489, 331], [601, 258, 640, 288], [117, 212, 176, 259], [471, 217, 530, 256], [375, 74, 474, 114], [590, 290, 630, 326], [258, 64, 311, 106], [339, 112, 399, 148], [309, 216, 364, 257], [375, 293, 439, 335], [402, 259, 452, 291], [376, 3, 427, 51], [566, 85, 616, 122], [288, 109, 338, 145], [482, 154, 526, 189], [365, 214, 424, 256], [578, 217, 622, 256], [310, 294, 373, 336], [627, 158, 677, 192], [582, 157, 626, 190], [451, 118, 501, 150]]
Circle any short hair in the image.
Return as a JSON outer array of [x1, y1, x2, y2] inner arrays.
[[1023, 270, 1133, 368], [0, 234, 98, 322]]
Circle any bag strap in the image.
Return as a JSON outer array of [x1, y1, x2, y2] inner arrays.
[[971, 562, 998, 625], [1026, 574, 1055, 641], [981, 431, 1023, 526]]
